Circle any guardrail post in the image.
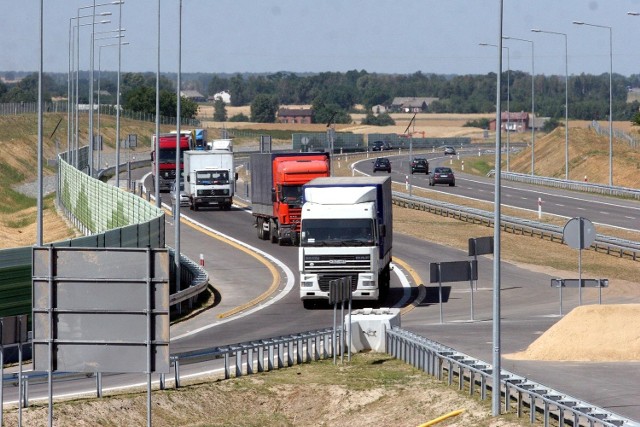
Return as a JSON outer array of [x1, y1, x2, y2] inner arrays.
[[247, 348, 254, 375], [481, 373, 487, 400], [174, 358, 181, 388], [224, 353, 230, 379], [505, 383, 510, 412], [296, 339, 302, 364], [159, 373, 165, 390], [529, 394, 536, 424], [287, 341, 294, 367], [96, 372, 102, 398], [235, 348, 242, 377], [257, 346, 264, 373], [22, 374, 28, 408], [277, 342, 284, 369], [268, 343, 274, 371]]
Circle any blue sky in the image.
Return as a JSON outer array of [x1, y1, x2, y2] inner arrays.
[[3, 1, 640, 77]]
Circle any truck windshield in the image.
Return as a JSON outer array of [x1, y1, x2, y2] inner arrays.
[[196, 170, 229, 185], [158, 149, 185, 163], [281, 185, 303, 206], [301, 218, 374, 246]]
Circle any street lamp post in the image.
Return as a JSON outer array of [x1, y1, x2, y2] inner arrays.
[[573, 20, 613, 186], [115, 0, 124, 190], [531, 29, 569, 180], [69, 13, 111, 165], [480, 43, 510, 171], [503, 36, 535, 175], [98, 41, 129, 171], [155, 0, 161, 207], [76, 1, 123, 175]]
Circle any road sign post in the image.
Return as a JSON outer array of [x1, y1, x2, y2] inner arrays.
[[563, 217, 596, 306]]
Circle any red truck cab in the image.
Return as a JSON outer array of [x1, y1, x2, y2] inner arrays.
[[151, 132, 192, 192]]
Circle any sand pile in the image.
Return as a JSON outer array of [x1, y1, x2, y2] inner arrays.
[[506, 304, 640, 362]]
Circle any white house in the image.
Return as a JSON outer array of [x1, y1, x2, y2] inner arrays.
[[211, 90, 231, 104]]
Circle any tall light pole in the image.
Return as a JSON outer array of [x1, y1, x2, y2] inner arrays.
[[175, 0, 183, 312], [531, 29, 569, 180], [480, 43, 510, 171], [69, 12, 111, 165], [76, 1, 119, 172], [98, 41, 129, 170], [503, 36, 535, 175], [115, 0, 124, 190], [492, 0, 504, 417], [72, 16, 111, 168], [155, 0, 161, 207], [573, 21, 613, 186]]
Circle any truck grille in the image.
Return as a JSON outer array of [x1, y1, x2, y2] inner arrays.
[[289, 208, 301, 231], [304, 254, 371, 274], [318, 274, 359, 292], [198, 189, 229, 196]]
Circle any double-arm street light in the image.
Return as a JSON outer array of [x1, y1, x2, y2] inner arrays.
[[76, 1, 123, 176], [68, 12, 111, 164], [531, 29, 569, 180], [480, 43, 511, 171], [71, 17, 111, 168], [97, 41, 129, 170], [573, 20, 613, 186], [503, 36, 535, 175]]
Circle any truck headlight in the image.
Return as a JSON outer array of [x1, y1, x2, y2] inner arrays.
[[300, 275, 315, 287], [362, 280, 376, 288]]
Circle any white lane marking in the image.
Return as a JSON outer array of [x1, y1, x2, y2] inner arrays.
[[463, 176, 640, 213], [390, 263, 412, 308], [164, 210, 296, 340]]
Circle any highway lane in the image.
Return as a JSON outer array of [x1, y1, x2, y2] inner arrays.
[[358, 151, 640, 231], [11, 166, 638, 420]]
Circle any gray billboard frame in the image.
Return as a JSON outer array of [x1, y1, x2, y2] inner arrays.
[[32, 246, 170, 374]]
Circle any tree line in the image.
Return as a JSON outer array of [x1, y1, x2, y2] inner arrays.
[[2, 70, 640, 125]]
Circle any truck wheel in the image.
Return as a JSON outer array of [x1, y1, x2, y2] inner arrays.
[[303, 300, 316, 309], [257, 218, 265, 240], [269, 220, 278, 244], [194, 203, 199, 211]]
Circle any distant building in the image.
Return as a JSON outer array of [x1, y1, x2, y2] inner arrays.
[[488, 112, 547, 132], [277, 107, 314, 124], [390, 97, 439, 113], [209, 90, 231, 104], [180, 90, 206, 102], [371, 104, 387, 114]]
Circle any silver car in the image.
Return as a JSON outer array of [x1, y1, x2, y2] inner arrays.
[[170, 181, 189, 207]]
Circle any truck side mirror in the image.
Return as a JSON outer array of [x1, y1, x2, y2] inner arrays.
[[235, 172, 239, 181], [271, 188, 277, 203], [186, 175, 190, 183], [379, 224, 386, 237]]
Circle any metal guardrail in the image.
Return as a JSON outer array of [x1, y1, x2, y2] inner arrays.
[[488, 171, 640, 201], [13, 327, 341, 407], [386, 327, 639, 427], [392, 191, 640, 261], [168, 247, 209, 306], [12, 326, 639, 426]]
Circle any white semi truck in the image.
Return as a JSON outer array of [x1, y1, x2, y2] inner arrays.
[[183, 139, 236, 211], [298, 176, 393, 308]]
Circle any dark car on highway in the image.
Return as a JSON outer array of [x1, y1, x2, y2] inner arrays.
[[371, 140, 392, 151], [410, 157, 429, 174], [429, 167, 455, 186], [373, 157, 391, 173]]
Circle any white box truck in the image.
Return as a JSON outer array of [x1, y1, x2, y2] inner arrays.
[[183, 139, 236, 211], [298, 176, 393, 308]]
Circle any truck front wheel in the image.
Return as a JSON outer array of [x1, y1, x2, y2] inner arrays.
[[269, 219, 279, 244]]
